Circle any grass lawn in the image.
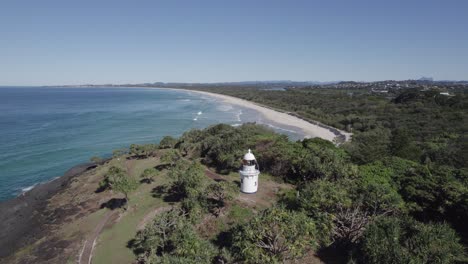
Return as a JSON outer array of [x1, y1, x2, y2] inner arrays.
[[92, 158, 169, 264], [91, 158, 290, 264], [92, 194, 166, 264]]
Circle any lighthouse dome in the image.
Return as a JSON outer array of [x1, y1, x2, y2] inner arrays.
[[243, 149, 255, 161]]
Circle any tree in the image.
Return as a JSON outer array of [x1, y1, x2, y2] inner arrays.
[[296, 179, 352, 217], [99, 166, 125, 190], [112, 148, 128, 158], [345, 127, 391, 164], [294, 179, 352, 243], [90, 156, 104, 164], [177, 129, 205, 156], [168, 161, 206, 199], [169, 223, 217, 263], [133, 208, 185, 258], [232, 206, 317, 263], [165, 161, 210, 221], [133, 207, 216, 264], [255, 137, 297, 179], [293, 175, 404, 245], [100, 166, 138, 209], [112, 172, 138, 209], [130, 144, 159, 158], [331, 203, 373, 244], [358, 216, 465, 264], [356, 162, 405, 214], [204, 181, 238, 216], [180, 197, 205, 223], [294, 141, 357, 181], [160, 149, 181, 167], [159, 136, 178, 149], [205, 181, 238, 204], [141, 168, 158, 183], [129, 144, 143, 157], [390, 129, 421, 161]]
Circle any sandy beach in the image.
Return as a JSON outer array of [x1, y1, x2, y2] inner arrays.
[[177, 89, 352, 143]]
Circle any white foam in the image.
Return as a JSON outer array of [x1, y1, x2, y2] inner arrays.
[[21, 184, 37, 193], [265, 123, 300, 134], [18, 176, 62, 196], [236, 110, 243, 122], [231, 123, 242, 127], [193, 111, 202, 121]]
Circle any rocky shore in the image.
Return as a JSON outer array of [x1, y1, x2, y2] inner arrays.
[[0, 162, 97, 258]]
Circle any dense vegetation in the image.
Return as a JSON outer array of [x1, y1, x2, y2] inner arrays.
[[188, 86, 467, 164], [103, 87, 466, 263]]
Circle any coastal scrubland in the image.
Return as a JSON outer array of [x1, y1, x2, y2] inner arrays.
[[1, 87, 467, 263]]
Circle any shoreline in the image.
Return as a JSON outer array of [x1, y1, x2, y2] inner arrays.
[[0, 87, 350, 259], [1, 87, 349, 203], [0, 162, 98, 258], [38, 85, 352, 142], [159, 87, 352, 143], [0, 86, 350, 204]]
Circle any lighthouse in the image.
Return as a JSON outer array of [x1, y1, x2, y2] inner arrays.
[[239, 149, 260, 193]]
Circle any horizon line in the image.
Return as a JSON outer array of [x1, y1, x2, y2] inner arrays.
[[2, 78, 468, 87]]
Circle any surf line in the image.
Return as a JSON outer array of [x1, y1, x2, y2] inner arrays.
[[193, 111, 203, 121]]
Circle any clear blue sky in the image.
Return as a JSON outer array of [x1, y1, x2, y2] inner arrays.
[[1, 0, 467, 85]]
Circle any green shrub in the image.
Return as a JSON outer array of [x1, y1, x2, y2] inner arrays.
[[358, 216, 465, 264], [133, 208, 216, 264], [232, 206, 317, 263], [159, 136, 178, 149]]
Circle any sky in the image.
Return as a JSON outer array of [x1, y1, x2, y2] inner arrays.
[[0, 0, 467, 85]]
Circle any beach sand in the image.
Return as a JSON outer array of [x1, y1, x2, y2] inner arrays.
[[178, 89, 352, 143]]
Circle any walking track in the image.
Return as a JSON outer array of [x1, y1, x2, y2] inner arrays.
[[78, 210, 116, 264]]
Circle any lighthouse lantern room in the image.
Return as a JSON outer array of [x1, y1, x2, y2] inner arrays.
[[239, 149, 260, 193]]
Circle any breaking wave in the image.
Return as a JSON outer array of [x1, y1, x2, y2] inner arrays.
[[235, 110, 242, 122], [20, 184, 36, 193], [265, 123, 300, 134]]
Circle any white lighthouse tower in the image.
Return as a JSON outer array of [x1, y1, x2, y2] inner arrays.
[[239, 149, 260, 193]]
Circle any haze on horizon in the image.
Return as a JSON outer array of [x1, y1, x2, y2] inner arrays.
[[1, 0, 467, 86]]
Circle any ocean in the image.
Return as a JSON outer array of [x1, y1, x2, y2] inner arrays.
[[0, 87, 302, 201]]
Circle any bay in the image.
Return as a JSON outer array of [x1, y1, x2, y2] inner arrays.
[[0, 87, 301, 201]]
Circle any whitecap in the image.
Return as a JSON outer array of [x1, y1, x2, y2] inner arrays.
[[20, 184, 37, 193], [236, 110, 243, 122], [197, 111, 202, 115]]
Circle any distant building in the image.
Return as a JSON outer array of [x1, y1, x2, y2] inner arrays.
[[239, 149, 260, 193]]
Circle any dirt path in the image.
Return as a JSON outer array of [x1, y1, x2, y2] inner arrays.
[[125, 159, 134, 177], [78, 210, 117, 264]]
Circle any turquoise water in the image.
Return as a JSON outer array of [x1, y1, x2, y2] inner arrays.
[[0, 87, 302, 201]]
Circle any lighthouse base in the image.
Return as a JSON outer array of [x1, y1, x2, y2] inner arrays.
[[240, 190, 257, 194], [239, 169, 259, 194]]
